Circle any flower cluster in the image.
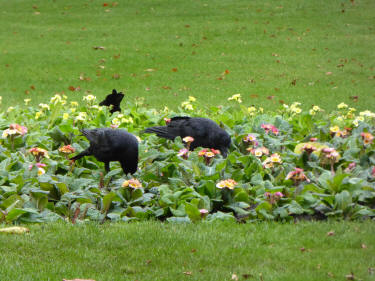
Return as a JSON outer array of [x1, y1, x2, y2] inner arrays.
[[29, 147, 49, 162], [361, 132, 374, 146], [177, 148, 189, 159], [50, 94, 67, 105], [330, 126, 350, 138], [59, 145, 75, 154], [309, 105, 323, 115], [285, 168, 310, 184], [247, 106, 263, 116], [122, 178, 142, 189], [216, 179, 237, 190], [199, 148, 220, 164], [261, 124, 279, 135], [2, 124, 28, 138], [180, 96, 196, 111], [243, 134, 258, 146], [264, 192, 284, 204], [248, 146, 269, 157], [283, 102, 302, 115], [262, 153, 282, 168], [321, 147, 340, 164]]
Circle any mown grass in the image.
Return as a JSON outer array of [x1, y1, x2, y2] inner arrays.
[[0, 0, 374, 110], [0, 221, 374, 281]]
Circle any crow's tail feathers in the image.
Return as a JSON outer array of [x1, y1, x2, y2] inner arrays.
[[142, 126, 176, 140]]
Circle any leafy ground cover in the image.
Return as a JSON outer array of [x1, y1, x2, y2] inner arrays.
[[0, 94, 374, 223], [1, 221, 375, 281], [0, 0, 374, 110]]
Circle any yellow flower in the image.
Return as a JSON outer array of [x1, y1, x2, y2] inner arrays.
[[7, 107, 14, 113], [228, 94, 242, 103], [63, 113, 69, 120], [70, 101, 79, 107], [330, 126, 340, 133], [39, 103, 50, 111], [75, 112, 87, 122], [122, 178, 142, 188], [216, 179, 237, 190], [29, 147, 49, 159], [312, 105, 321, 112], [50, 94, 64, 105], [181, 101, 194, 111], [270, 153, 282, 163], [188, 96, 196, 102], [337, 102, 348, 109], [35, 111, 43, 120], [24, 99, 31, 105], [59, 145, 75, 154]]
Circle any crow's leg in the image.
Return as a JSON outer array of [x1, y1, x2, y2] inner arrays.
[[104, 161, 110, 173], [70, 149, 91, 161]]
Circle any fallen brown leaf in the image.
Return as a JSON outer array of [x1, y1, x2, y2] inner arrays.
[[183, 271, 192, 276], [172, 68, 178, 72], [242, 273, 253, 279]]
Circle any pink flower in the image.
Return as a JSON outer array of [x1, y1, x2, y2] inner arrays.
[[371, 166, 375, 177], [361, 132, 374, 146], [164, 118, 171, 124], [243, 134, 258, 146], [261, 124, 279, 135], [344, 162, 356, 173], [177, 148, 189, 159], [199, 209, 209, 218], [264, 191, 284, 204], [58, 145, 75, 154]]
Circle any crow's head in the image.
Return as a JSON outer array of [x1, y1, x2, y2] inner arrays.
[[99, 89, 124, 109]]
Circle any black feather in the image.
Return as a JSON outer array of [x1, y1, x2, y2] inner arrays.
[[71, 128, 138, 174], [99, 89, 124, 114], [143, 117, 231, 157]]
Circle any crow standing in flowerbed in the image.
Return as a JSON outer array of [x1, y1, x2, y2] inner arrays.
[[143, 116, 231, 157], [70, 128, 138, 174]]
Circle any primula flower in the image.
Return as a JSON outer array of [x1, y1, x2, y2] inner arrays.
[[50, 94, 67, 105], [264, 191, 284, 204], [75, 112, 87, 122], [7, 107, 15, 113], [243, 134, 258, 146], [321, 147, 340, 166], [29, 147, 49, 161], [344, 162, 356, 173], [82, 95, 97, 102], [37, 167, 46, 176], [228, 94, 242, 103], [216, 179, 237, 190], [286, 168, 310, 184], [248, 146, 269, 157], [199, 209, 209, 217], [188, 96, 196, 102], [2, 124, 28, 138], [181, 101, 194, 111], [337, 102, 348, 109], [24, 99, 31, 105], [361, 132, 374, 146], [301, 143, 317, 155], [63, 113, 69, 120], [177, 148, 189, 159], [70, 101, 79, 107], [199, 148, 220, 164], [262, 153, 282, 168], [248, 106, 257, 116], [39, 103, 50, 111], [164, 118, 171, 124], [183, 136, 194, 144], [261, 124, 279, 135], [122, 178, 142, 189], [59, 145, 75, 154]]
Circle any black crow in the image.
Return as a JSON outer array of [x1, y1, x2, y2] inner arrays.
[[99, 89, 124, 113], [71, 128, 138, 174], [143, 116, 231, 157]]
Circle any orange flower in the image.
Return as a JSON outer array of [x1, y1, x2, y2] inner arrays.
[[59, 145, 75, 154]]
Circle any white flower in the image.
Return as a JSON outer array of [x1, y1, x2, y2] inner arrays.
[[39, 103, 50, 110], [188, 96, 196, 102], [35, 111, 43, 120], [75, 112, 87, 122], [24, 99, 31, 105], [83, 95, 96, 102]]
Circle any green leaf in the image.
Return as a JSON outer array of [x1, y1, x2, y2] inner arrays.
[[185, 202, 201, 222]]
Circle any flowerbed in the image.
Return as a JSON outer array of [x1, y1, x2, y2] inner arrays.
[[0, 94, 374, 223]]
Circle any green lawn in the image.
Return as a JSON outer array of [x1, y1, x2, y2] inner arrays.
[[0, 0, 374, 110], [0, 221, 374, 281]]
